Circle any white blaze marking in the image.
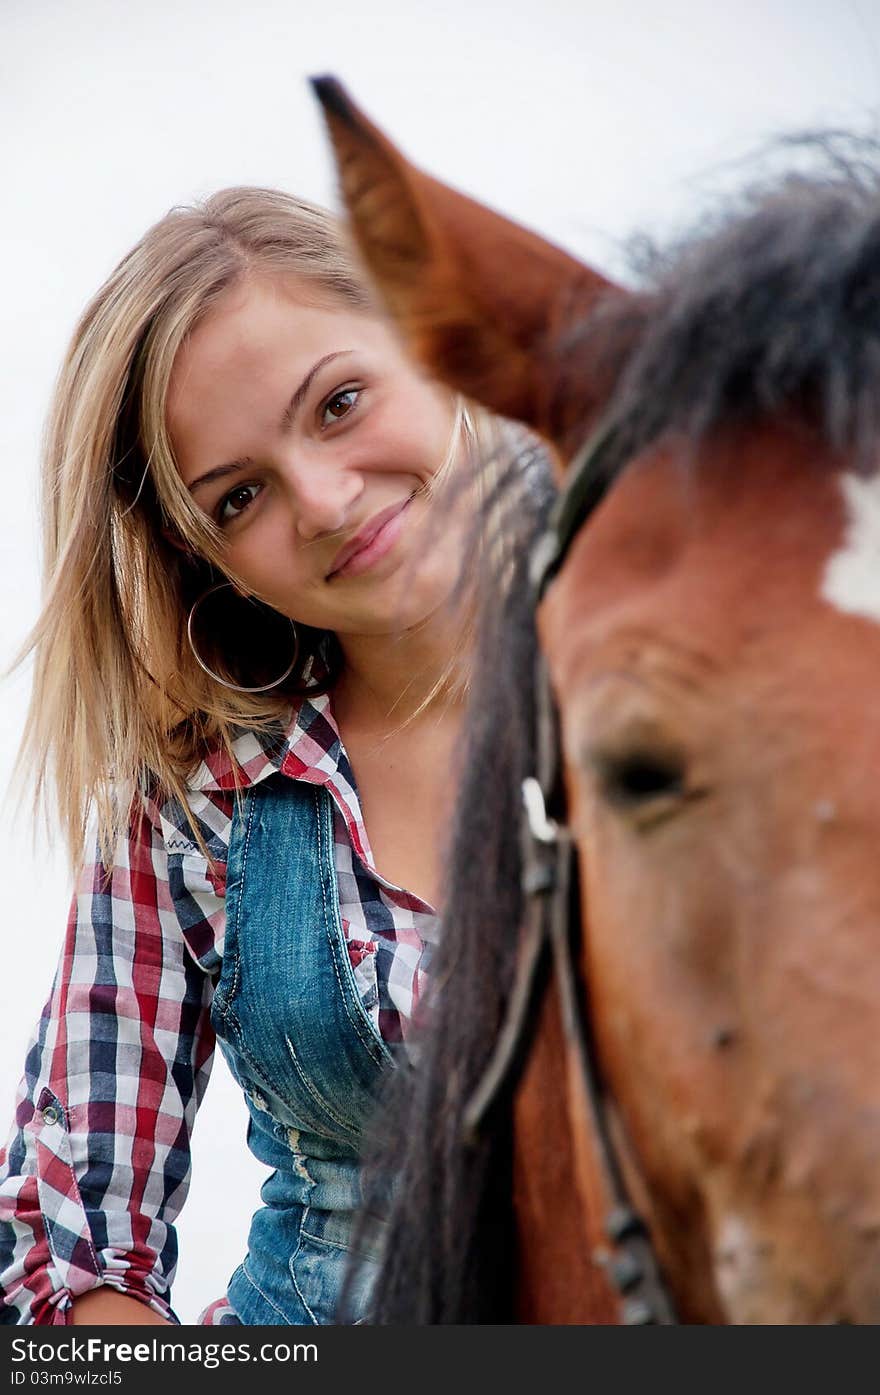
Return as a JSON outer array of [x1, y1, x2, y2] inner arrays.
[[822, 473, 880, 624], [713, 1213, 768, 1317]]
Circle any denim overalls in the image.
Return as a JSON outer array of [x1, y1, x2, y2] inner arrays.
[[210, 771, 396, 1324]]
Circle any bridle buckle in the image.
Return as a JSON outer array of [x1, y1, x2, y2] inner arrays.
[[521, 776, 560, 844]]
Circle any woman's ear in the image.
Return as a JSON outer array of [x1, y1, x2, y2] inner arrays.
[[312, 76, 629, 456]]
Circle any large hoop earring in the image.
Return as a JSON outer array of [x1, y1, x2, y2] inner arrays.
[[186, 583, 300, 694]]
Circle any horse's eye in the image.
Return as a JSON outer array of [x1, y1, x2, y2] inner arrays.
[[592, 748, 688, 821]]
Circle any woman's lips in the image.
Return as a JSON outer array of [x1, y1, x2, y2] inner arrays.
[[327, 498, 413, 580]]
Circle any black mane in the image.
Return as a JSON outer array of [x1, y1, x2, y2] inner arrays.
[[565, 139, 880, 470], [351, 143, 880, 1324]]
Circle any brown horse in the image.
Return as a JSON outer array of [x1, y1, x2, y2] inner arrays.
[[314, 80, 880, 1324]]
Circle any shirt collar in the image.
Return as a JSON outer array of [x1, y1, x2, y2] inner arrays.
[[187, 691, 346, 794]]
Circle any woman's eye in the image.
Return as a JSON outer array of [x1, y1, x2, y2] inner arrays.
[[321, 387, 360, 427], [218, 483, 261, 525]]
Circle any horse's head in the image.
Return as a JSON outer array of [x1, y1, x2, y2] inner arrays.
[[314, 79, 880, 1323], [539, 418, 880, 1324]]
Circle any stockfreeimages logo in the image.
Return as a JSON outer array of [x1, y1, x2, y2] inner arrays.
[[10, 1337, 317, 1372]]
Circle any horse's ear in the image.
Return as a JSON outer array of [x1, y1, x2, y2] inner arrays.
[[311, 76, 623, 452]]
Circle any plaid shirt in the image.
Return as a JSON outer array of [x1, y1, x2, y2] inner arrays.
[[0, 693, 438, 1325]]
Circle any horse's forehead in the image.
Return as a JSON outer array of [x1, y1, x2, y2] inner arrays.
[[540, 425, 863, 678]]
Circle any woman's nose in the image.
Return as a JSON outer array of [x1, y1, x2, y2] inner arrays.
[[283, 456, 365, 542]]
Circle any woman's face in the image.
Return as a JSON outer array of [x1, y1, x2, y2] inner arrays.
[[167, 275, 465, 638]]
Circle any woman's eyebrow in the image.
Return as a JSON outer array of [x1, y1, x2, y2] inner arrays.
[[188, 457, 252, 496], [279, 349, 353, 431], [187, 349, 355, 495]]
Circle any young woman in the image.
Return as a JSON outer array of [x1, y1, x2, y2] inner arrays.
[[0, 187, 507, 1326]]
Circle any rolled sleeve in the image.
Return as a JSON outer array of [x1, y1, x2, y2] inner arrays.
[[0, 806, 216, 1325]]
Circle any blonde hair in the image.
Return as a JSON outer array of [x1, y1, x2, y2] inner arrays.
[[13, 187, 501, 869]]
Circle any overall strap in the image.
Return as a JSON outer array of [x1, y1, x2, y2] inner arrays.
[[214, 776, 392, 1152]]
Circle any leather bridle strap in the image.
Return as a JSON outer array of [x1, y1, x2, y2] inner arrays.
[[463, 423, 627, 1136], [527, 656, 677, 1325], [527, 421, 625, 599], [463, 418, 679, 1325]]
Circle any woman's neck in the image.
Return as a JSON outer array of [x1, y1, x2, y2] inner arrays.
[[333, 602, 469, 730]]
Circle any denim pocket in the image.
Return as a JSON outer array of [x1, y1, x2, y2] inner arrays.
[[289, 1210, 379, 1326]]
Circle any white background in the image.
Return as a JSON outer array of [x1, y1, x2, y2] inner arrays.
[[1, 0, 878, 1323]]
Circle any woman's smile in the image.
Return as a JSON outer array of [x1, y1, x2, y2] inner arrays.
[[326, 495, 414, 581]]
